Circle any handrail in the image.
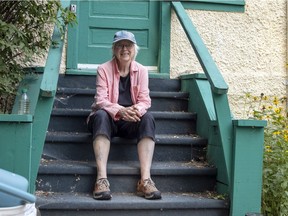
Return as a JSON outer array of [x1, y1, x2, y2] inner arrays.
[[171, 0, 233, 191], [171, 2, 228, 95], [40, 26, 64, 97], [0, 182, 36, 204], [40, 0, 69, 97]]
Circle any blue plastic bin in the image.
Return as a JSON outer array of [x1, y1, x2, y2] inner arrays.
[[0, 169, 36, 207]]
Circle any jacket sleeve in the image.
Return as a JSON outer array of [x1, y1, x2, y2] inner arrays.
[[93, 66, 123, 120]]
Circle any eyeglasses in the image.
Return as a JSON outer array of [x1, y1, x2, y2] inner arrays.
[[115, 43, 134, 49]]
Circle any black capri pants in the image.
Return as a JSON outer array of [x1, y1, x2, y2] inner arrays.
[[87, 109, 155, 142]]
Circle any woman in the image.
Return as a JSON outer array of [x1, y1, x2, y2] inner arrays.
[[87, 30, 161, 200]]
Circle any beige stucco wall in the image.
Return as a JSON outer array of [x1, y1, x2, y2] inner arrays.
[[170, 0, 287, 118]]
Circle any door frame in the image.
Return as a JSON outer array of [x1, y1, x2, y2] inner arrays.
[[66, 1, 171, 78]]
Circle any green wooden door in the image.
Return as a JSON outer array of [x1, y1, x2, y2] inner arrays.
[[67, 1, 160, 72]]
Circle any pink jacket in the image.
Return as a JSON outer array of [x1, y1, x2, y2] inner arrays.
[[89, 58, 151, 121]]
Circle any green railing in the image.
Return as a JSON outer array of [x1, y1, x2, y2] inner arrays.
[[171, 2, 266, 216], [0, 1, 68, 192]]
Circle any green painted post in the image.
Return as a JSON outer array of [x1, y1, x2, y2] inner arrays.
[[66, 0, 79, 70], [212, 92, 233, 186], [0, 73, 42, 192], [230, 120, 266, 216], [158, 1, 171, 74], [0, 121, 33, 187]]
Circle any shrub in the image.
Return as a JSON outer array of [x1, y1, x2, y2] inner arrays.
[[0, 0, 76, 113], [243, 93, 288, 216]]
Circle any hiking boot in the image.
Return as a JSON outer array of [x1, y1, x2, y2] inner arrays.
[[93, 178, 112, 200], [136, 178, 162, 200]]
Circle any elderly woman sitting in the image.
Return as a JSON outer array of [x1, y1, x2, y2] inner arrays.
[[87, 30, 161, 200]]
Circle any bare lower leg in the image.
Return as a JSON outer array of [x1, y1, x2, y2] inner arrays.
[[93, 135, 110, 180], [137, 137, 155, 180]]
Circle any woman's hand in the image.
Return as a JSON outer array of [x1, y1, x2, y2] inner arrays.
[[119, 105, 141, 122]]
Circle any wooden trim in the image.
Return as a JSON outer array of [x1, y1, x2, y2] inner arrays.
[[66, 0, 79, 69], [158, 2, 171, 74], [182, 1, 245, 12]]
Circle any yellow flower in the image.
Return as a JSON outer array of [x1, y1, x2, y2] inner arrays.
[[273, 131, 281, 135], [274, 108, 281, 114], [284, 135, 288, 142]]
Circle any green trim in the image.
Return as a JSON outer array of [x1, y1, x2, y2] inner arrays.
[[66, 69, 97, 76], [182, 0, 245, 12], [190, 0, 245, 5], [0, 114, 33, 122], [233, 119, 267, 127], [180, 73, 207, 80], [158, 2, 171, 74], [65, 69, 170, 79], [149, 73, 170, 79], [66, 1, 79, 70]]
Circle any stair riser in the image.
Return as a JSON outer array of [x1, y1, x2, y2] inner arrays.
[[57, 75, 182, 92], [43, 142, 203, 161], [48, 117, 196, 134], [54, 95, 188, 112], [38, 209, 229, 216], [36, 174, 215, 194]]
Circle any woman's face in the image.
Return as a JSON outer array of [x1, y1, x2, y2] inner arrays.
[[113, 40, 135, 64]]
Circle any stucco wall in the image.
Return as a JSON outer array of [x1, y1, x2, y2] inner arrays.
[[170, 0, 287, 118]]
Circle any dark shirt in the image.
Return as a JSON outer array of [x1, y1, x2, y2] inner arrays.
[[118, 75, 133, 107]]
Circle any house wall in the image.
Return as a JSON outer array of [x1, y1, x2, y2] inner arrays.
[[32, 0, 287, 118], [170, 0, 287, 118]]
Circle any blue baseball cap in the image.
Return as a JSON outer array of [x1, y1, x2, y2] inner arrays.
[[113, 30, 137, 44]]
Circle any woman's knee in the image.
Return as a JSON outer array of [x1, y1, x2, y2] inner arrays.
[[94, 110, 110, 121], [88, 110, 111, 132], [141, 112, 155, 125]]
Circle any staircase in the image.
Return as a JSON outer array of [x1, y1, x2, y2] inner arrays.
[[36, 74, 229, 216]]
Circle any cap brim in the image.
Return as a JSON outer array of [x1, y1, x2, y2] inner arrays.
[[113, 38, 136, 44]]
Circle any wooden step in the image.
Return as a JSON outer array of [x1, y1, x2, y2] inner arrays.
[[48, 109, 197, 134], [57, 75, 182, 92], [43, 132, 207, 162], [36, 192, 229, 216], [54, 88, 189, 111], [37, 160, 216, 194]]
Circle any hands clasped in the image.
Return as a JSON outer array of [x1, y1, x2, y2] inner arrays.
[[119, 105, 141, 122]]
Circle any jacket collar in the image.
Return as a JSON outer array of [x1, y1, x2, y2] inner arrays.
[[113, 58, 138, 74]]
